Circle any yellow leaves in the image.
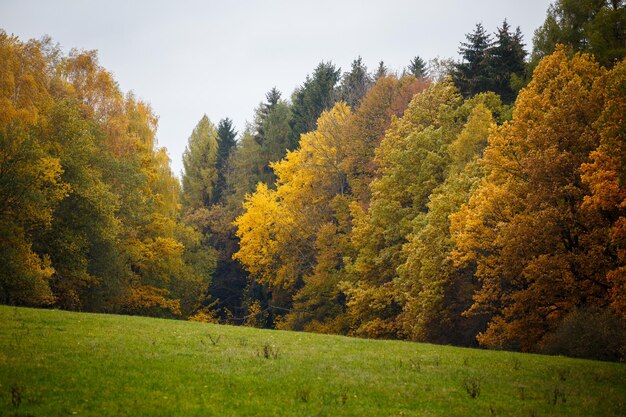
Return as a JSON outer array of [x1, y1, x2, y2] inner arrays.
[[448, 104, 494, 171], [235, 104, 354, 290], [273, 102, 351, 202], [233, 183, 282, 283], [122, 285, 181, 317], [448, 47, 624, 350], [340, 280, 402, 338]]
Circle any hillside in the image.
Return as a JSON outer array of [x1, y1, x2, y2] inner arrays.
[[0, 306, 624, 416]]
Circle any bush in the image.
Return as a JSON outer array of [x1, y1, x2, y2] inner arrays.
[[542, 307, 626, 362]]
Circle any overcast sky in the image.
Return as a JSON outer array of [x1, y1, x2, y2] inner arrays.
[[1, 0, 552, 176]]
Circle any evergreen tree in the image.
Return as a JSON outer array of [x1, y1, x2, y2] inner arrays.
[[250, 88, 294, 185], [453, 23, 494, 97], [181, 115, 219, 209], [337, 56, 372, 108], [407, 56, 428, 78], [375, 61, 388, 79], [290, 62, 341, 142], [253, 87, 281, 145], [490, 20, 527, 103], [214, 118, 237, 204]]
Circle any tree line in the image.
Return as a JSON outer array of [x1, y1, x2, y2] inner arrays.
[[1, 0, 624, 360]]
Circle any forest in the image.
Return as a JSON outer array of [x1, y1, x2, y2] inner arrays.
[[1, 0, 625, 361]]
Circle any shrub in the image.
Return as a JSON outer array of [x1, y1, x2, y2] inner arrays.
[[541, 307, 626, 362]]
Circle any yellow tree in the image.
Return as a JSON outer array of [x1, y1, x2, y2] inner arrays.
[[343, 75, 430, 203], [580, 59, 626, 317], [451, 47, 615, 351], [398, 103, 495, 344], [344, 81, 463, 338], [234, 103, 352, 325], [0, 32, 67, 305]]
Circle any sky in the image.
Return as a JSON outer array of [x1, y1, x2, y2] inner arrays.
[[1, 0, 553, 176]]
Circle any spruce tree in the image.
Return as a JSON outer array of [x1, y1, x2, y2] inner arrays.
[[213, 118, 237, 204], [337, 56, 372, 108], [181, 115, 219, 209], [407, 56, 428, 78], [254, 87, 281, 145], [375, 61, 388, 79], [490, 20, 527, 103], [453, 23, 494, 97], [290, 62, 341, 141]]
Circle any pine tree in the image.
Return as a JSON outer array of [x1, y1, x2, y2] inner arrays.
[[453, 23, 494, 97], [490, 20, 527, 103], [290, 62, 341, 141], [375, 61, 388, 79], [408, 56, 428, 78], [254, 87, 281, 145], [181, 115, 219, 209], [337, 56, 372, 108], [213, 118, 237, 204]]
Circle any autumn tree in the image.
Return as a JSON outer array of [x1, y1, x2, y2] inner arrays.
[[234, 104, 352, 307], [343, 75, 430, 203], [580, 59, 626, 318], [0, 32, 65, 306], [344, 81, 464, 338], [451, 47, 615, 351], [0, 33, 209, 316]]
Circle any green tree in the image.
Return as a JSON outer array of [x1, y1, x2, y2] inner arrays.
[[398, 101, 497, 345], [213, 118, 237, 204], [453, 23, 495, 97], [253, 87, 281, 146], [407, 56, 428, 78], [490, 20, 527, 103], [182, 115, 219, 210], [375, 61, 388, 79], [345, 81, 463, 338], [290, 62, 341, 141], [532, 0, 626, 67], [38, 98, 122, 311], [337, 56, 373, 108]]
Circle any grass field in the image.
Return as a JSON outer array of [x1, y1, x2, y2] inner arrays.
[[0, 306, 624, 416]]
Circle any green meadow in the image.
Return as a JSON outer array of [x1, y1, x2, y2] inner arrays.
[[1, 306, 624, 416]]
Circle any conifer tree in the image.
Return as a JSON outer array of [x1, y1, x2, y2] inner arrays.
[[375, 61, 388, 79], [407, 56, 429, 78], [490, 20, 527, 103], [214, 118, 237, 204], [181, 115, 219, 209], [290, 62, 341, 141], [253, 87, 281, 145], [337, 56, 372, 108], [453, 23, 494, 97]]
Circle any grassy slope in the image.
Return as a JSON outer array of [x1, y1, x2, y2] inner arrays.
[[0, 307, 624, 417]]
